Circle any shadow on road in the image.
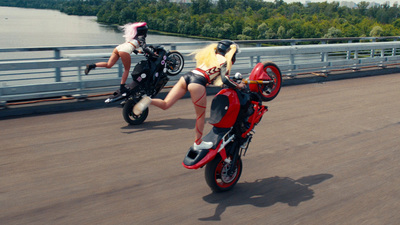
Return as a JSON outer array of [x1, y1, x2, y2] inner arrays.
[[199, 174, 333, 221], [121, 117, 196, 134]]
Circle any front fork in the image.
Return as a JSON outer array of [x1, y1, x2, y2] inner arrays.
[[225, 131, 254, 176]]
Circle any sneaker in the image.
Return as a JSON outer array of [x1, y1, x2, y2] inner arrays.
[[133, 95, 151, 115], [85, 64, 96, 75], [193, 141, 213, 150]]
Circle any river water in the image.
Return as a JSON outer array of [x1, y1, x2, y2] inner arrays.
[[0, 6, 205, 86], [0, 6, 201, 48]]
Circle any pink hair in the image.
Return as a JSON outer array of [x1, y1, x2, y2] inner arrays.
[[122, 22, 147, 42]]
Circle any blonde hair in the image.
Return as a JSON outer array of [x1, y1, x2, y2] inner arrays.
[[224, 44, 237, 76], [191, 43, 237, 70], [191, 43, 237, 86], [191, 43, 219, 68], [213, 44, 237, 86]]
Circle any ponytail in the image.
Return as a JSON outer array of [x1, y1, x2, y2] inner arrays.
[[224, 44, 237, 76], [191, 43, 219, 68]]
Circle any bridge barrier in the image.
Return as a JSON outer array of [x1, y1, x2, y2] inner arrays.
[[0, 39, 399, 105]]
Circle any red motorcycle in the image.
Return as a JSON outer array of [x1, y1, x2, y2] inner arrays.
[[183, 61, 282, 192]]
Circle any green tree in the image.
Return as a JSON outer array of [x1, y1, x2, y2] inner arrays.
[[277, 25, 286, 39], [324, 27, 342, 38], [191, 0, 212, 14], [257, 23, 268, 39], [119, 7, 135, 24], [201, 23, 215, 37], [6, 0, 400, 40], [370, 25, 383, 37], [393, 18, 400, 28], [265, 28, 277, 39]]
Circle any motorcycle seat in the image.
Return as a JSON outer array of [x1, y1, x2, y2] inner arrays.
[[203, 127, 231, 149], [183, 127, 231, 167]]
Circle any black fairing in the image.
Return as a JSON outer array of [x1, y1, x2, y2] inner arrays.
[[129, 46, 169, 98], [209, 95, 229, 125], [131, 60, 151, 82], [183, 148, 210, 166]]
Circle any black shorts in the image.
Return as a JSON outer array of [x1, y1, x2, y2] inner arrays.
[[182, 71, 208, 87]]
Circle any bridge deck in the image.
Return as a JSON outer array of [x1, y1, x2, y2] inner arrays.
[[0, 73, 399, 224]]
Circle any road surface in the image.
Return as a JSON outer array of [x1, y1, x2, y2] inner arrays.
[[1, 73, 399, 224]]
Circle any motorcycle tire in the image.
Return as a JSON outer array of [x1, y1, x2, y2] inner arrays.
[[259, 62, 282, 102], [205, 155, 242, 192], [122, 99, 149, 125], [166, 51, 184, 76]]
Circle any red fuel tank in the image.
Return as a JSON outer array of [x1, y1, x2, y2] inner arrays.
[[209, 88, 241, 128]]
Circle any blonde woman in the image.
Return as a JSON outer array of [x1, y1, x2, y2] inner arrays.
[[134, 40, 245, 150]]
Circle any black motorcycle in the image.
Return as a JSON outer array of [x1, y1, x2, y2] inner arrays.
[[105, 45, 184, 125]]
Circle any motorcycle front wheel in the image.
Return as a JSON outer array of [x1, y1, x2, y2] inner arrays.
[[205, 155, 242, 192], [259, 62, 282, 102], [166, 51, 184, 76], [122, 99, 149, 125]]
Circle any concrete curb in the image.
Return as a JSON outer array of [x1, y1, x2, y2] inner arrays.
[[1, 67, 399, 120]]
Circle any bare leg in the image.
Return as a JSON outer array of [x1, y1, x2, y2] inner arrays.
[[151, 77, 188, 110], [118, 52, 131, 84], [96, 49, 120, 69], [85, 48, 120, 75], [187, 83, 207, 144], [151, 77, 209, 146]]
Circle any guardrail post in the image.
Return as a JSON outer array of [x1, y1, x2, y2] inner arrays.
[[287, 53, 296, 78], [256, 43, 261, 63], [289, 53, 295, 65], [370, 38, 376, 57], [320, 41, 327, 62], [321, 51, 328, 62], [54, 49, 61, 82], [346, 40, 352, 59], [346, 51, 351, 60]]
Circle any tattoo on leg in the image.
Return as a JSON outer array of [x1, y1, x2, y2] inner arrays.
[[193, 90, 207, 145]]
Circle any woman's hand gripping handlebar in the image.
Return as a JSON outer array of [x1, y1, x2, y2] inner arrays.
[[233, 72, 273, 89]]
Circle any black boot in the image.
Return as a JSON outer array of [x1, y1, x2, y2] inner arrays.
[[85, 64, 96, 75], [120, 84, 129, 95]]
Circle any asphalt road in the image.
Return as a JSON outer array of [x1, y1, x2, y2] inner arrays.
[[1, 73, 399, 224]]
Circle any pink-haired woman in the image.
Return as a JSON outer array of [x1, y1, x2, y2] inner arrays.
[[85, 22, 150, 95]]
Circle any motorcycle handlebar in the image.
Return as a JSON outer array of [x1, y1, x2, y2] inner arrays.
[[233, 73, 272, 84], [243, 79, 273, 84]]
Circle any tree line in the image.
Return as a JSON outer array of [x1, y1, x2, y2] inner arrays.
[[2, 0, 400, 40]]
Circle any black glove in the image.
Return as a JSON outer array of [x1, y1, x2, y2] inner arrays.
[[143, 46, 154, 56]]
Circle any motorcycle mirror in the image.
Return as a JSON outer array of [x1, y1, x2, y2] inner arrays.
[[234, 72, 243, 80]]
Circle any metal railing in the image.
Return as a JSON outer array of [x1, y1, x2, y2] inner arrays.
[[0, 37, 399, 104]]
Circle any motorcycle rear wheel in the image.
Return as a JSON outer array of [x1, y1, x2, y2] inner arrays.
[[259, 62, 282, 102], [123, 99, 149, 125], [205, 155, 242, 192], [166, 51, 184, 76]]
